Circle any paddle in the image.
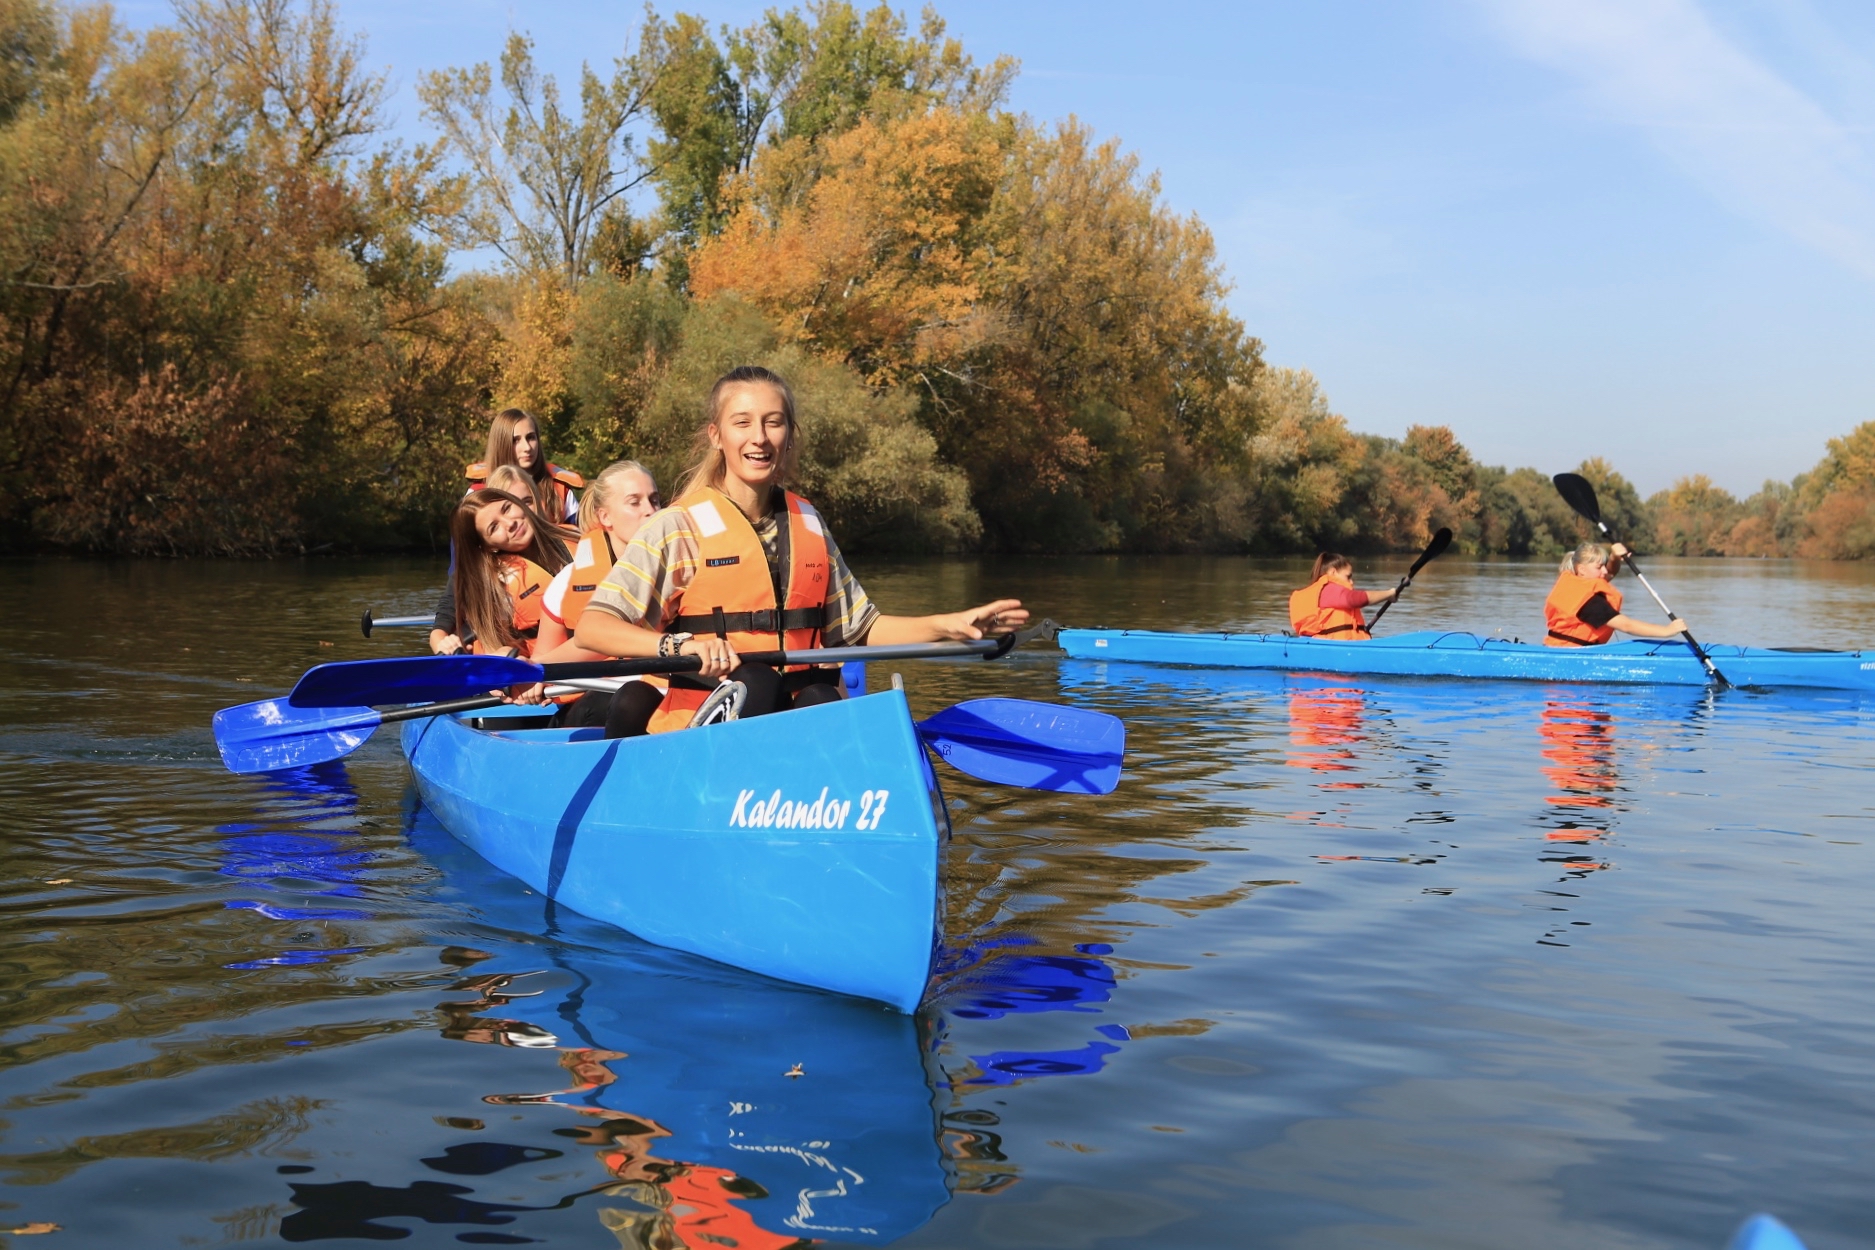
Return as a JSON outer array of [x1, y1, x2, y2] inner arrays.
[[919, 698, 1124, 795], [360, 608, 433, 637], [215, 690, 1125, 795], [289, 621, 1062, 709], [1552, 472, 1731, 688], [1365, 526, 1452, 633]]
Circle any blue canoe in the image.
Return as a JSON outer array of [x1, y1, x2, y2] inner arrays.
[[1059, 628, 1875, 691], [401, 688, 948, 1012]]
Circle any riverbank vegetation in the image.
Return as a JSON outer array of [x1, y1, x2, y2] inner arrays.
[[2, 0, 1868, 558]]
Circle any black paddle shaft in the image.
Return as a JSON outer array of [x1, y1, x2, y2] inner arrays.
[[1366, 528, 1453, 633], [1550, 473, 1731, 688]]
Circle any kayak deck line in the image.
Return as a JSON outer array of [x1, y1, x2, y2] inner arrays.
[[1059, 628, 1875, 692]]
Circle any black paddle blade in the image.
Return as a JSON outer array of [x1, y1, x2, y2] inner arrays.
[[1410, 527, 1453, 576], [1553, 473, 1602, 525]]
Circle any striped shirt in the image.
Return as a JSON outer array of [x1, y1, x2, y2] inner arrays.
[[584, 497, 880, 647]]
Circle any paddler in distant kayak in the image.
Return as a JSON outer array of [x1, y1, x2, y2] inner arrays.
[[574, 364, 1027, 738], [1545, 542, 1691, 647], [1289, 554, 1401, 640]]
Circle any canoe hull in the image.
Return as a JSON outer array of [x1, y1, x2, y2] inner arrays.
[[1059, 628, 1875, 691], [401, 689, 945, 1011]]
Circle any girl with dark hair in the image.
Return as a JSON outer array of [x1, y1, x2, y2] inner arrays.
[[447, 488, 572, 658], [574, 365, 1027, 738], [1289, 553, 1400, 640]]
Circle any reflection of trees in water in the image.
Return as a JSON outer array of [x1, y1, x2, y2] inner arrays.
[[0, 1096, 323, 1186], [0, 761, 435, 1156]]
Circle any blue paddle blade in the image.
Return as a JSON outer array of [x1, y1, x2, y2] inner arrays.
[[917, 697, 1125, 795], [214, 698, 384, 774], [289, 655, 540, 708], [1728, 1216, 1808, 1250]]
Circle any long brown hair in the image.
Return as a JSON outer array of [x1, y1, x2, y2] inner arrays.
[[1310, 553, 1353, 583], [449, 488, 570, 653], [678, 366, 799, 500], [482, 408, 554, 515]]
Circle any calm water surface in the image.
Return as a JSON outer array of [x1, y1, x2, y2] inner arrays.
[[5, 555, 1875, 1249]]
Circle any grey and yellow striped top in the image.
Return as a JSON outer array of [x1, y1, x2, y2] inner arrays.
[[583, 497, 880, 647]]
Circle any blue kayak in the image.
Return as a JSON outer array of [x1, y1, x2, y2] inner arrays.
[[401, 688, 947, 1011], [1059, 628, 1875, 691]]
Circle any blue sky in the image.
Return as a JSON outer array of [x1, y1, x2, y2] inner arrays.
[[121, 0, 1875, 495]]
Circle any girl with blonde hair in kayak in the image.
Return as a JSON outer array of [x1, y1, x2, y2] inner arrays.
[[575, 365, 1027, 738], [1289, 553, 1401, 640], [531, 460, 662, 664], [1545, 542, 1691, 647]]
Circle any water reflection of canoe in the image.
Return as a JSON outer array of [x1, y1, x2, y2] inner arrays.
[[400, 689, 946, 1012], [1061, 628, 1875, 691], [406, 814, 951, 1247]]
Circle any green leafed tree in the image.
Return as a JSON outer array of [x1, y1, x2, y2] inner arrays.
[[418, 21, 672, 286]]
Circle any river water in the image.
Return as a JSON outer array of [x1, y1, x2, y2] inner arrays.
[[4, 554, 1875, 1249]]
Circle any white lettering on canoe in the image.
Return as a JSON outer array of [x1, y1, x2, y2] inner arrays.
[[729, 787, 856, 830]]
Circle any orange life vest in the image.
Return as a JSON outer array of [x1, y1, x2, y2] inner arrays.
[[469, 555, 553, 658], [645, 487, 831, 735], [1544, 571, 1623, 647], [553, 527, 617, 632], [466, 460, 586, 522], [1289, 576, 1371, 640]]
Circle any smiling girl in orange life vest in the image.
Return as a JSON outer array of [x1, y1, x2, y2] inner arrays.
[[573, 364, 1030, 739], [446, 488, 570, 661], [1544, 541, 1691, 647], [1289, 553, 1402, 640], [466, 408, 586, 525]]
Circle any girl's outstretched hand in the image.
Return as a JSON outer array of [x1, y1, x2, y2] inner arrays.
[[935, 599, 1028, 641]]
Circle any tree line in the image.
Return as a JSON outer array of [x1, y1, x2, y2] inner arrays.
[[1, 0, 1867, 558]]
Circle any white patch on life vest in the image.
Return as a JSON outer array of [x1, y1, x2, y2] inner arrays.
[[689, 500, 727, 537], [798, 508, 824, 537], [574, 537, 593, 565]]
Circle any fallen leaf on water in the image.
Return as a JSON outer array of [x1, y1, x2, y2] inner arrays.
[[45, 879, 71, 885], [318, 640, 333, 647], [3, 1223, 60, 1234], [784, 1063, 804, 1079]]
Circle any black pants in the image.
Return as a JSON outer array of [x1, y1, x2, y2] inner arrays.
[[550, 690, 613, 729], [602, 663, 842, 739]]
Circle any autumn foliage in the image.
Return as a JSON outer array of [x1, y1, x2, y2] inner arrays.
[[4, 0, 1870, 557]]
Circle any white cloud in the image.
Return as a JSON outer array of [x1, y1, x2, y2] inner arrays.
[[1481, 0, 1875, 278]]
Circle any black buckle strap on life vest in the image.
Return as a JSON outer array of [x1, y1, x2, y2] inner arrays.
[[676, 607, 822, 637], [1547, 630, 1594, 646], [1316, 623, 1358, 636]]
